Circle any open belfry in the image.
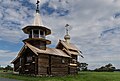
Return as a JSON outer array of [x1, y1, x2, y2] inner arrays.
[[12, 0, 82, 76]]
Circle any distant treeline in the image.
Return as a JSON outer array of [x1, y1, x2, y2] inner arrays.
[[94, 63, 116, 72], [114, 69, 120, 72], [0, 65, 13, 71], [78, 62, 119, 72]]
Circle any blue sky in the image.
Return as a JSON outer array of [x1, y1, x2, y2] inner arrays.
[[0, 0, 120, 69]]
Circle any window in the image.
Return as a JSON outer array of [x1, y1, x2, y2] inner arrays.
[[29, 31, 32, 38], [72, 59, 77, 63], [30, 31, 32, 34], [27, 56, 32, 62], [33, 30, 39, 38], [34, 30, 39, 34], [62, 59, 65, 63], [40, 30, 45, 38], [40, 30, 44, 35]]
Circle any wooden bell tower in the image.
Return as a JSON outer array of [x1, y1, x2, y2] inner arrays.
[[22, 0, 51, 50]]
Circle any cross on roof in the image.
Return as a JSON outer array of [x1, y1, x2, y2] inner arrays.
[[65, 24, 70, 35], [36, 0, 40, 13]]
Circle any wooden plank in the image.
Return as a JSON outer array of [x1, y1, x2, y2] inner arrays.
[[49, 55, 51, 75], [39, 54, 49, 58], [51, 65, 68, 68], [38, 54, 49, 75], [38, 65, 49, 67], [51, 68, 68, 71], [51, 72, 68, 76]]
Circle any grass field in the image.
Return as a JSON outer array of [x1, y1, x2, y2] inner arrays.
[[0, 71, 120, 81]]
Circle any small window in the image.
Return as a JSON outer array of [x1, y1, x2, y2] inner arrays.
[[40, 30, 44, 35], [29, 31, 32, 38], [72, 59, 77, 63], [62, 59, 65, 63], [30, 30, 32, 34], [34, 30, 39, 34], [33, 30, 39, 38], [27, 56, 32, 62]]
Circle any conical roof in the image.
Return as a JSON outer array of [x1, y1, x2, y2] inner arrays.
[[33, 11, 43, 26]]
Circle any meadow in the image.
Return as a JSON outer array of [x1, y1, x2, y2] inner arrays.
[[0, 71, 120, 81]]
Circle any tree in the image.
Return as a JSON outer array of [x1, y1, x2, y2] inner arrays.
[[94, 63, 116, 72], [0, 65, 4, 70], [105, 63, 112, 68], [5, 65, 13, 71], [77, 62, 88, 71]]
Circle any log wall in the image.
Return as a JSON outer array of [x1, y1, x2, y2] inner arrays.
[[51, 56, 69, 76], [38, 54, 69, 76], [69, 66, 77, 74], [69, 55, 78, 74], [14, 58, 20, 72], [38, 54, 49, 75], [14, 48, 78, 76], [18, 48, 37, 75]]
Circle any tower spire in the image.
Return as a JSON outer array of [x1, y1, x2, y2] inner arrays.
[[64, 24, 70, 44], [33, 0, 43, 26]]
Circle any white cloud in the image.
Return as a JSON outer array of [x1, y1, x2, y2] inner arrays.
[[0, 50, 18, 67], [0, 0, 34, 43], [0, 28, 25, 43]]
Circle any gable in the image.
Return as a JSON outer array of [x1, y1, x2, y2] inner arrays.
[[56, 40, 82, 56], [11, 45, 37, 63]]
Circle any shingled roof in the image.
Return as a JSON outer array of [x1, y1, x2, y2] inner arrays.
[[61, 40, 79, 51], [56, 40, 82, 56], [26, 43, 70, 58]]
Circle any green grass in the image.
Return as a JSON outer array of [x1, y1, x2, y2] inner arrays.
[[0, 71, 120, 81]]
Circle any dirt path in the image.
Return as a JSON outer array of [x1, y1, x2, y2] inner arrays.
[[0, 77, 22, 81]]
